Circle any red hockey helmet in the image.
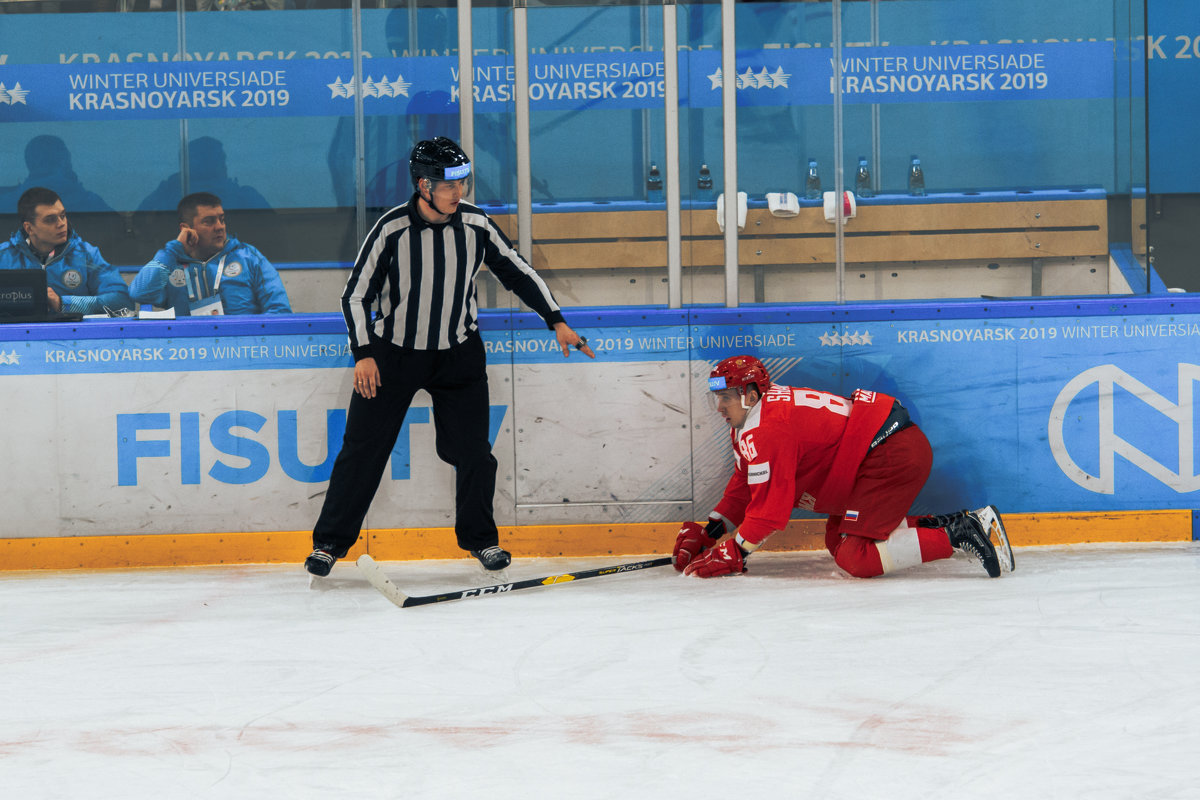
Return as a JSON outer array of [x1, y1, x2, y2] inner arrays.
[[708, 355, 770, 396]]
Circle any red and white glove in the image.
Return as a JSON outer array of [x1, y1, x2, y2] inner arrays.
[[672, 517, 725, 572], [683, 537, 748, 578], [673, 522, 715, 572]]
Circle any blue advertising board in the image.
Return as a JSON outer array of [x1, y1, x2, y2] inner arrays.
[[6, 296, 1200, 516]]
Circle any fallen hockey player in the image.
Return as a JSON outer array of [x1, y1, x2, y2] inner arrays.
[[674, 355, 1015, 579]]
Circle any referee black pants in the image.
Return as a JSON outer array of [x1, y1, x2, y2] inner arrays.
[[311, 332, 499, 556]]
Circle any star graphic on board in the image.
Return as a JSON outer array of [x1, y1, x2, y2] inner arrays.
[[705, 66, 788, 92], [0, 350, 21, 365], [326, 77, 354, 98], [326, 75, 409, 100], [767, 66, 791, 88], [0, 82, 31, 105], [819, 331, 873, 347], [387, 75, 411, 97]]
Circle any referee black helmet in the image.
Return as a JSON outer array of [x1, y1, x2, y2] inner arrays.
[[410, 137, 472, 188]]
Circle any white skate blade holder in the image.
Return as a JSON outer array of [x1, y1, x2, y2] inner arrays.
[[716, 191, 748, 232], [976, 505, 1016, 573]]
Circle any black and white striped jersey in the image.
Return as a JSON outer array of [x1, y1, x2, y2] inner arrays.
[[341, 195, 565, 359]]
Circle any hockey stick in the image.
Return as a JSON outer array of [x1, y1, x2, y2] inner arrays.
[[356, 553, 672, 608]]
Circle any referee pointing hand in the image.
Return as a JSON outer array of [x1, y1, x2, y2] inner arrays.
[[306, 137, 594, 579]]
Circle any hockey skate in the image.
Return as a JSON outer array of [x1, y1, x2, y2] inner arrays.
[[471, 545, 511, 570], [304, 546, 339, 577], [971, 504, 1015, 574], [916, 510, 969, 530], [470, 545, 512, 580], [946, 512, 1002, 578]]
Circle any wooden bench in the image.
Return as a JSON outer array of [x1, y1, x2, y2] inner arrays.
[[488, 190, 1108, 271], [98, 191, 1110, 310]]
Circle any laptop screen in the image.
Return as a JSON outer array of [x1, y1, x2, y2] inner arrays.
[[0, 269, 50, 321]]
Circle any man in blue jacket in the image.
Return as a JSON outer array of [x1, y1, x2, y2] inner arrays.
[[0, 187, 135, 316], [130, 192, 291, 316]]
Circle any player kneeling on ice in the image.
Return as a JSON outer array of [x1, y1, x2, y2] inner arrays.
[[674, 355, 1015, 580]]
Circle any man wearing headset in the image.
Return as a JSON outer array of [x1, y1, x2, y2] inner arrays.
[[306, 137, 595, 578], [675, 355, 1014, 580]]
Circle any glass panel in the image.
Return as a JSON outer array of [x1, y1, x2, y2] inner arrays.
[[1146, 0, 1196, 292], [356, 0, 516, 313], [1, 0, 1154, 311], [727, 0, 837, 305], [455, 0, 518, 311], [518, 1, 670, 307], [846, 0, 1132, 300], [0, 5, 184, 278], [176, 5, 357, 313], [1108, 0, 1147, 292], [361, 2, 458, 217], [1124, 0, 1148, 290], [677, 0, 732, 306], [0, 2, 362, 314]]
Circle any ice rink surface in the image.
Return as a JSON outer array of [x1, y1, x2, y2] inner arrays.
[[3, 542, 1198, 799]]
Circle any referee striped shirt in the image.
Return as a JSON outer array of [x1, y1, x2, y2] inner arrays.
[[341, 195, 565, 359]]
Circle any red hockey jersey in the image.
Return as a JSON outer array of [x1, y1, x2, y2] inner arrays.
[[712, 384, 895, 545]]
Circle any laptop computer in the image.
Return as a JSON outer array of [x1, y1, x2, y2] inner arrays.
[[0, 269, 85, 323]]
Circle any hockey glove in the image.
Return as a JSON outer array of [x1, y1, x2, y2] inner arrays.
[[683, 537, 748, 578], [672, 516, 726, 572]]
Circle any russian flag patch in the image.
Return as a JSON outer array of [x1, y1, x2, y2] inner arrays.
[[845, 510, 860, 522]]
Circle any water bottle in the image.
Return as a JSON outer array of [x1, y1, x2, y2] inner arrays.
[[908, 155, 926, 197], [854, 156, 873, 198], [804, 159, 821, 200], [696, 163, 714, 203], [646, 162, 664, 204]]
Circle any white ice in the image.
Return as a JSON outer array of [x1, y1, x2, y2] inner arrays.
[[2, 543, 1199, 799]]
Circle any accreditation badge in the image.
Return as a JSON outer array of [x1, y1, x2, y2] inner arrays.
[[190, 295, 225, 315]]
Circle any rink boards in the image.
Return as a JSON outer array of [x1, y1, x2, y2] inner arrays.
[[2, 296, 1198, 568]]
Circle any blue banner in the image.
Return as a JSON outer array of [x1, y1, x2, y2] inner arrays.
[[682, 43, 1115, 108], [0, 42, 1115, 124], [0, 58, 433, 123]]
